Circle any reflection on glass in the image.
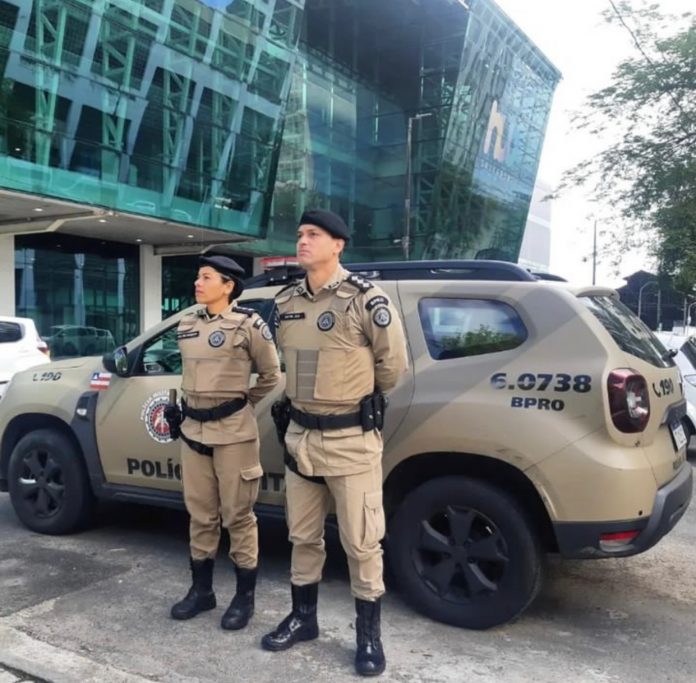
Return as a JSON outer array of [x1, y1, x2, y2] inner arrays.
[[14, 234, 139, 356]]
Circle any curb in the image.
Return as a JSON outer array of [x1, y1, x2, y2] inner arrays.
[[0, 624, 156, 683]]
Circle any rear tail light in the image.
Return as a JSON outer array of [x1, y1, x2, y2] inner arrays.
[[599, 530, 640, 551], [38, 339, 50, 358], [607, 369, 650, 433]]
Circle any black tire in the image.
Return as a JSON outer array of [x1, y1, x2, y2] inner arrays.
[[387, 476, 543, 629], [7, 429, 95, 534]]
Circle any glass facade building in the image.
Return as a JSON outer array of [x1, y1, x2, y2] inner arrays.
[[1, 0, 560, 349]]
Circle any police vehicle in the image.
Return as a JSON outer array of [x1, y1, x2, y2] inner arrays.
[[0, 260, 691, 629]]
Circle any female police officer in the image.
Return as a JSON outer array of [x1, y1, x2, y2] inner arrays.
[[168, 250, 280, 631]]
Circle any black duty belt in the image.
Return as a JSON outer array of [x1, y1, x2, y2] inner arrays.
[[284, 450, 326, 485], [289, 406, 361, 431], [182, 397, 247, 422], [180, 432, 213, 457]]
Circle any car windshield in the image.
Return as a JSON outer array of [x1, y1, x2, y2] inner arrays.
[[581, 295, 674, 368]]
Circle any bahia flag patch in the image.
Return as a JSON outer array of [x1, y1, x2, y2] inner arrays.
[[89, 371, 112, 390]]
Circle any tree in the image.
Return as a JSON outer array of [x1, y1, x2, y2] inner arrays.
[[561, 2, 696, 289]]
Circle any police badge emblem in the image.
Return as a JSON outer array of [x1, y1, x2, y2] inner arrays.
[[208, 330, 226, 347], [317, 311, 335, 331], [373, 306, 391, 327]]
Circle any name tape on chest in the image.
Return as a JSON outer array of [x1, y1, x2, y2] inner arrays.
[[279, 312, 306, 321], [176, 330, 200, 340]]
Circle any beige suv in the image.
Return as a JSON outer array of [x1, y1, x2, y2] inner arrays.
[[0, 261, 691, 629]]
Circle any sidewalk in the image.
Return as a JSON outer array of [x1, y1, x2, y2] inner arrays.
[[0, 624, 155, 683]]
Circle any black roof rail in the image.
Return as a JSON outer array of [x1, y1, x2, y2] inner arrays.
[[245, 259, 539, 288], [529, 271, 567, 282]]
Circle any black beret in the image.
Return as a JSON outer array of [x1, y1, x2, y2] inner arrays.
[[300, 208, 351, 241], [199, 254, 245, 297]]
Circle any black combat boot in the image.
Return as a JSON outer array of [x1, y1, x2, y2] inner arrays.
[[220, 566, 257, 630], [260, 583, 319, 651], [355, 598, 386, 676], [170, 557, 216, 620]]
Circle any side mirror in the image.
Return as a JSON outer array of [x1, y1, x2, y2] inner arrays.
[[103, 346, 129, 377]]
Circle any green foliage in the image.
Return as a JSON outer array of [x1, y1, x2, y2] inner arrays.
[[441, 325, 521, 357], [562, 2, 696, 285]]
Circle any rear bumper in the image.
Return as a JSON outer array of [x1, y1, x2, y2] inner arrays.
[[554, 462, 693, 558]]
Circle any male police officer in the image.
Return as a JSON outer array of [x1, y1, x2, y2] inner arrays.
[[261, 209, 408, 676], [168, 250, 280, 631]]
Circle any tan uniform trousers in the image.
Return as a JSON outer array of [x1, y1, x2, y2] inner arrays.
[[181, 439, 262, 569], [285, 463, 385, 601]]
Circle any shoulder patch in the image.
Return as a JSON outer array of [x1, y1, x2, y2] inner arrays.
[[365, 295, 389, 311], [232, 305, 255, 317], [345, 273, 374, 292]]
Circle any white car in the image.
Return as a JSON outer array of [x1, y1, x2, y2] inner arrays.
[[0, 316, 51, 400], [654, 331, 696, 440]]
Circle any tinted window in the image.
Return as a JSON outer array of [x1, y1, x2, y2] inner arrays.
[[581, 296, 673, 368], [0, 321, 23, 343], [680, 338, 696, 369], [141, 325, 180, 375], [419, 298, 527, 360]]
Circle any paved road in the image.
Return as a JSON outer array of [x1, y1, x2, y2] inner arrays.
[[1, 462, 695, 683]]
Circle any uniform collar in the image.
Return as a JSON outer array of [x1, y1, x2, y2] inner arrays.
[[297, 264, 348, 298], [203, 304, 234, 321]]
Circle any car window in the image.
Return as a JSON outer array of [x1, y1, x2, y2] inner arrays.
[[0, 321, 23, 343], [680, 338, 696, 369], [581, 296, 673, 368], [419, 298, 527, 360], [140, 325, 181, 375]]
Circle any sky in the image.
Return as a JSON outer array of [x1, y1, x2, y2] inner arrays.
[[493, 0, 693, 287]]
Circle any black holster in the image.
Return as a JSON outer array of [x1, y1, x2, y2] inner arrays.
[[164, 403, 184, 440], [359, 391, 387, 431], [271, 396, 292, 445]]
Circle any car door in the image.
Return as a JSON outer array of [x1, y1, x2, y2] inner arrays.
[[95, 322, 183, 491], [95, 297, 287, 503]]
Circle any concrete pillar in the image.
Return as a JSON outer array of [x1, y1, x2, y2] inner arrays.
[[139, 244, 162, 332], [0, 235, 15, 316]]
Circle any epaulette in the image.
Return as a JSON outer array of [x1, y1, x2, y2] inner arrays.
[[345, 273, 374, 292], [182, 308, 204, 319], [232, 305, 255, 317], [275, 280, 300, 304]]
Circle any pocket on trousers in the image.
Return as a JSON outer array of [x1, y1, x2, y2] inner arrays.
[[362, 490, 385, 546], [239, 464, 263, 509]]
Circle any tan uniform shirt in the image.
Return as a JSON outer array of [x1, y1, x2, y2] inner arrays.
[[276, 265, 408, 475], [177, 304, 280, 446]]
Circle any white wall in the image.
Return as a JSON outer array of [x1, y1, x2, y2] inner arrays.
[[139, 244, 162, 332]]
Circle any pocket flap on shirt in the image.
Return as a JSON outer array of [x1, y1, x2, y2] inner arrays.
[[240, 464, 264, 481]]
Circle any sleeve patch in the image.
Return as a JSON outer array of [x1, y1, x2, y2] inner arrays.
[[372, 306, 392, 327], [261, 324, 274, 341], [253, 317, 264, 329], [365, 295, 388, 311]]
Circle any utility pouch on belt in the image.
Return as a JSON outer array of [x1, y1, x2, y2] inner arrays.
[[359, 391, 387, 431], [164, 388, 182, 440], [271, 395, 291, 444]]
